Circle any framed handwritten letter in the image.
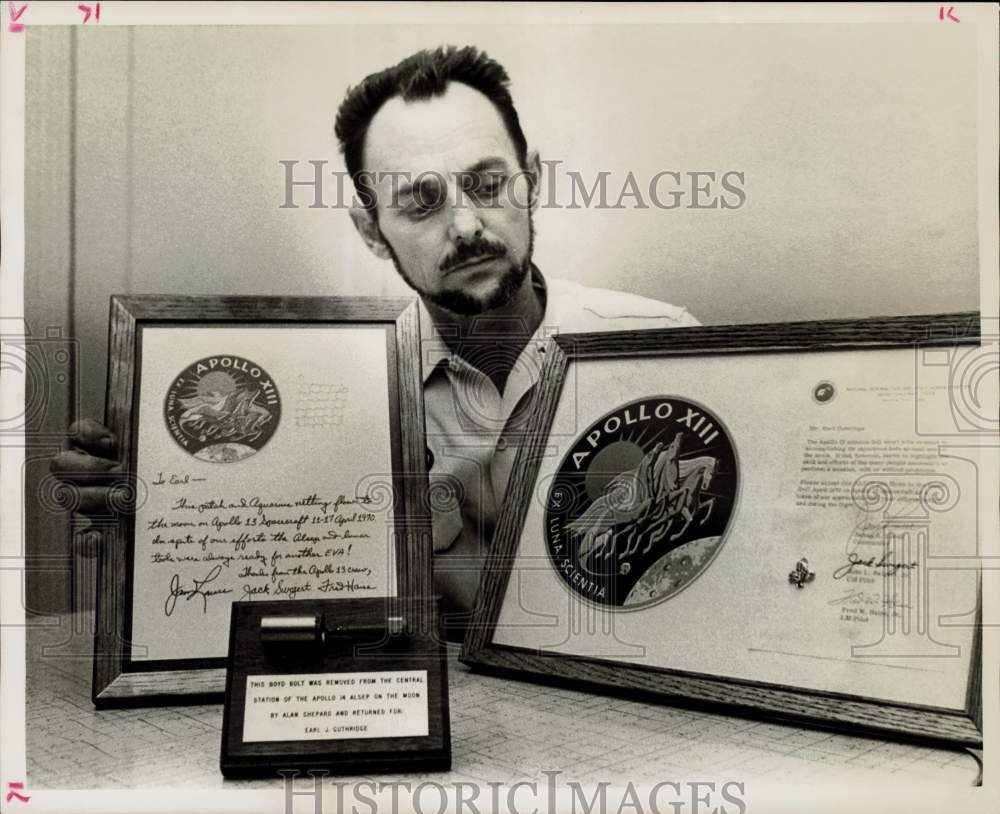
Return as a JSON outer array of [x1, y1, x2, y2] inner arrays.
[[462, 313, 984, 746], [93, 296, 431, 706]]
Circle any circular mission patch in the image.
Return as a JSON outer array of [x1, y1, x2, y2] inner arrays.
[[163, 355, 281, 463], [545, 396, 739, 610]]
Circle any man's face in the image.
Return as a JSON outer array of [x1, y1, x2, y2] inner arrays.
[[357, 82, 537, 315]]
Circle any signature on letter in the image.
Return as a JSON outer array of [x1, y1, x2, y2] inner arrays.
[[164, 564, 234, 616], [833, 552, 920, 580]]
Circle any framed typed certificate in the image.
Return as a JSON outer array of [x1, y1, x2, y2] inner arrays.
[[93, 296, 431, 706], [462, 313, 984, 746]]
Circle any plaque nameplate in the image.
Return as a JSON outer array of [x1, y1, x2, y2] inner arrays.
[[241, 669, 430, 743]]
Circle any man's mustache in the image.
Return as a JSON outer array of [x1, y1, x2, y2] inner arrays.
[[440, 237, 507, 273]]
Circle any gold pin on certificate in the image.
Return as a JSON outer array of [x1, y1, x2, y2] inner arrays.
[[93, 296, 432, 706]]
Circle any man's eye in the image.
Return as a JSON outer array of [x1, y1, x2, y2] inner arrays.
[[483, 176, 505, 194], [407, 203, 434, 219], [406, 196, 442, 219], [472, 176, 505, 202]]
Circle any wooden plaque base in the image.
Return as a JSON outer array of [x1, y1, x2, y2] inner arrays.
[[220, 597, 450, 778]]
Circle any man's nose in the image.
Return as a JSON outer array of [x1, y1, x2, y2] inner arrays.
[[447, 201, 484, 243]]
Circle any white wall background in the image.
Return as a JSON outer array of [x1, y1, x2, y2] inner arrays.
[[25, 23, 979, 610]]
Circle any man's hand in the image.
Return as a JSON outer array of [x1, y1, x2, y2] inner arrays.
[[49, 418, 124, 557]]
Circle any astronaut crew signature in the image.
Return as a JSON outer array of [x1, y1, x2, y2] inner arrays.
[[162, 564, 375, 616], [163, 565, 232, 616], [831, 551, 920, 581]]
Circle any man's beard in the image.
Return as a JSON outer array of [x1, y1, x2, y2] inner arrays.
[[382, 217, 535, 317]]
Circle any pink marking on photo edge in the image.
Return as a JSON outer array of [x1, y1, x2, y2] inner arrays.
[[78, 2, 101, 24], [5, 781, 30, 804], [8, 0, 27, 33]]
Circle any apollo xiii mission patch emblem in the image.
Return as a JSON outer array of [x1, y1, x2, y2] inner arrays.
[[544, 396, 739, 609], [164, 355, 281, 463]]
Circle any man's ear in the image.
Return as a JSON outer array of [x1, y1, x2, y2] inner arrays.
[[525, 149, 542, 212], [349, 205, 393, 260]]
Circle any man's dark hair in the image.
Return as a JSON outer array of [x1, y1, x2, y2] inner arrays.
[[334, 45, 528, 207]]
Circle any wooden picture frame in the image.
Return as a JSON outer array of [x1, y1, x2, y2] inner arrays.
[[462, 312, 983, 747], [93, 296, 431, 707]]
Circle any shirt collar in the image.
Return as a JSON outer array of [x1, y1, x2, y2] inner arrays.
[[419, 265, 549, 384]]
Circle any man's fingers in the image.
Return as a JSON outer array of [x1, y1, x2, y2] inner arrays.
[[67, 418, 117, 458], [37, 480, 132, 516], [57, 485, 122, 516], [49, 449, 121, 482], [75, 486, 129, 515]]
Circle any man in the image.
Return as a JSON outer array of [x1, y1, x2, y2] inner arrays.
[[52, 45, 698, 638]]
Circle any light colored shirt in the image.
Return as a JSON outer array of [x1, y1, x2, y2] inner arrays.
[[419, 269, 699, 616]]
